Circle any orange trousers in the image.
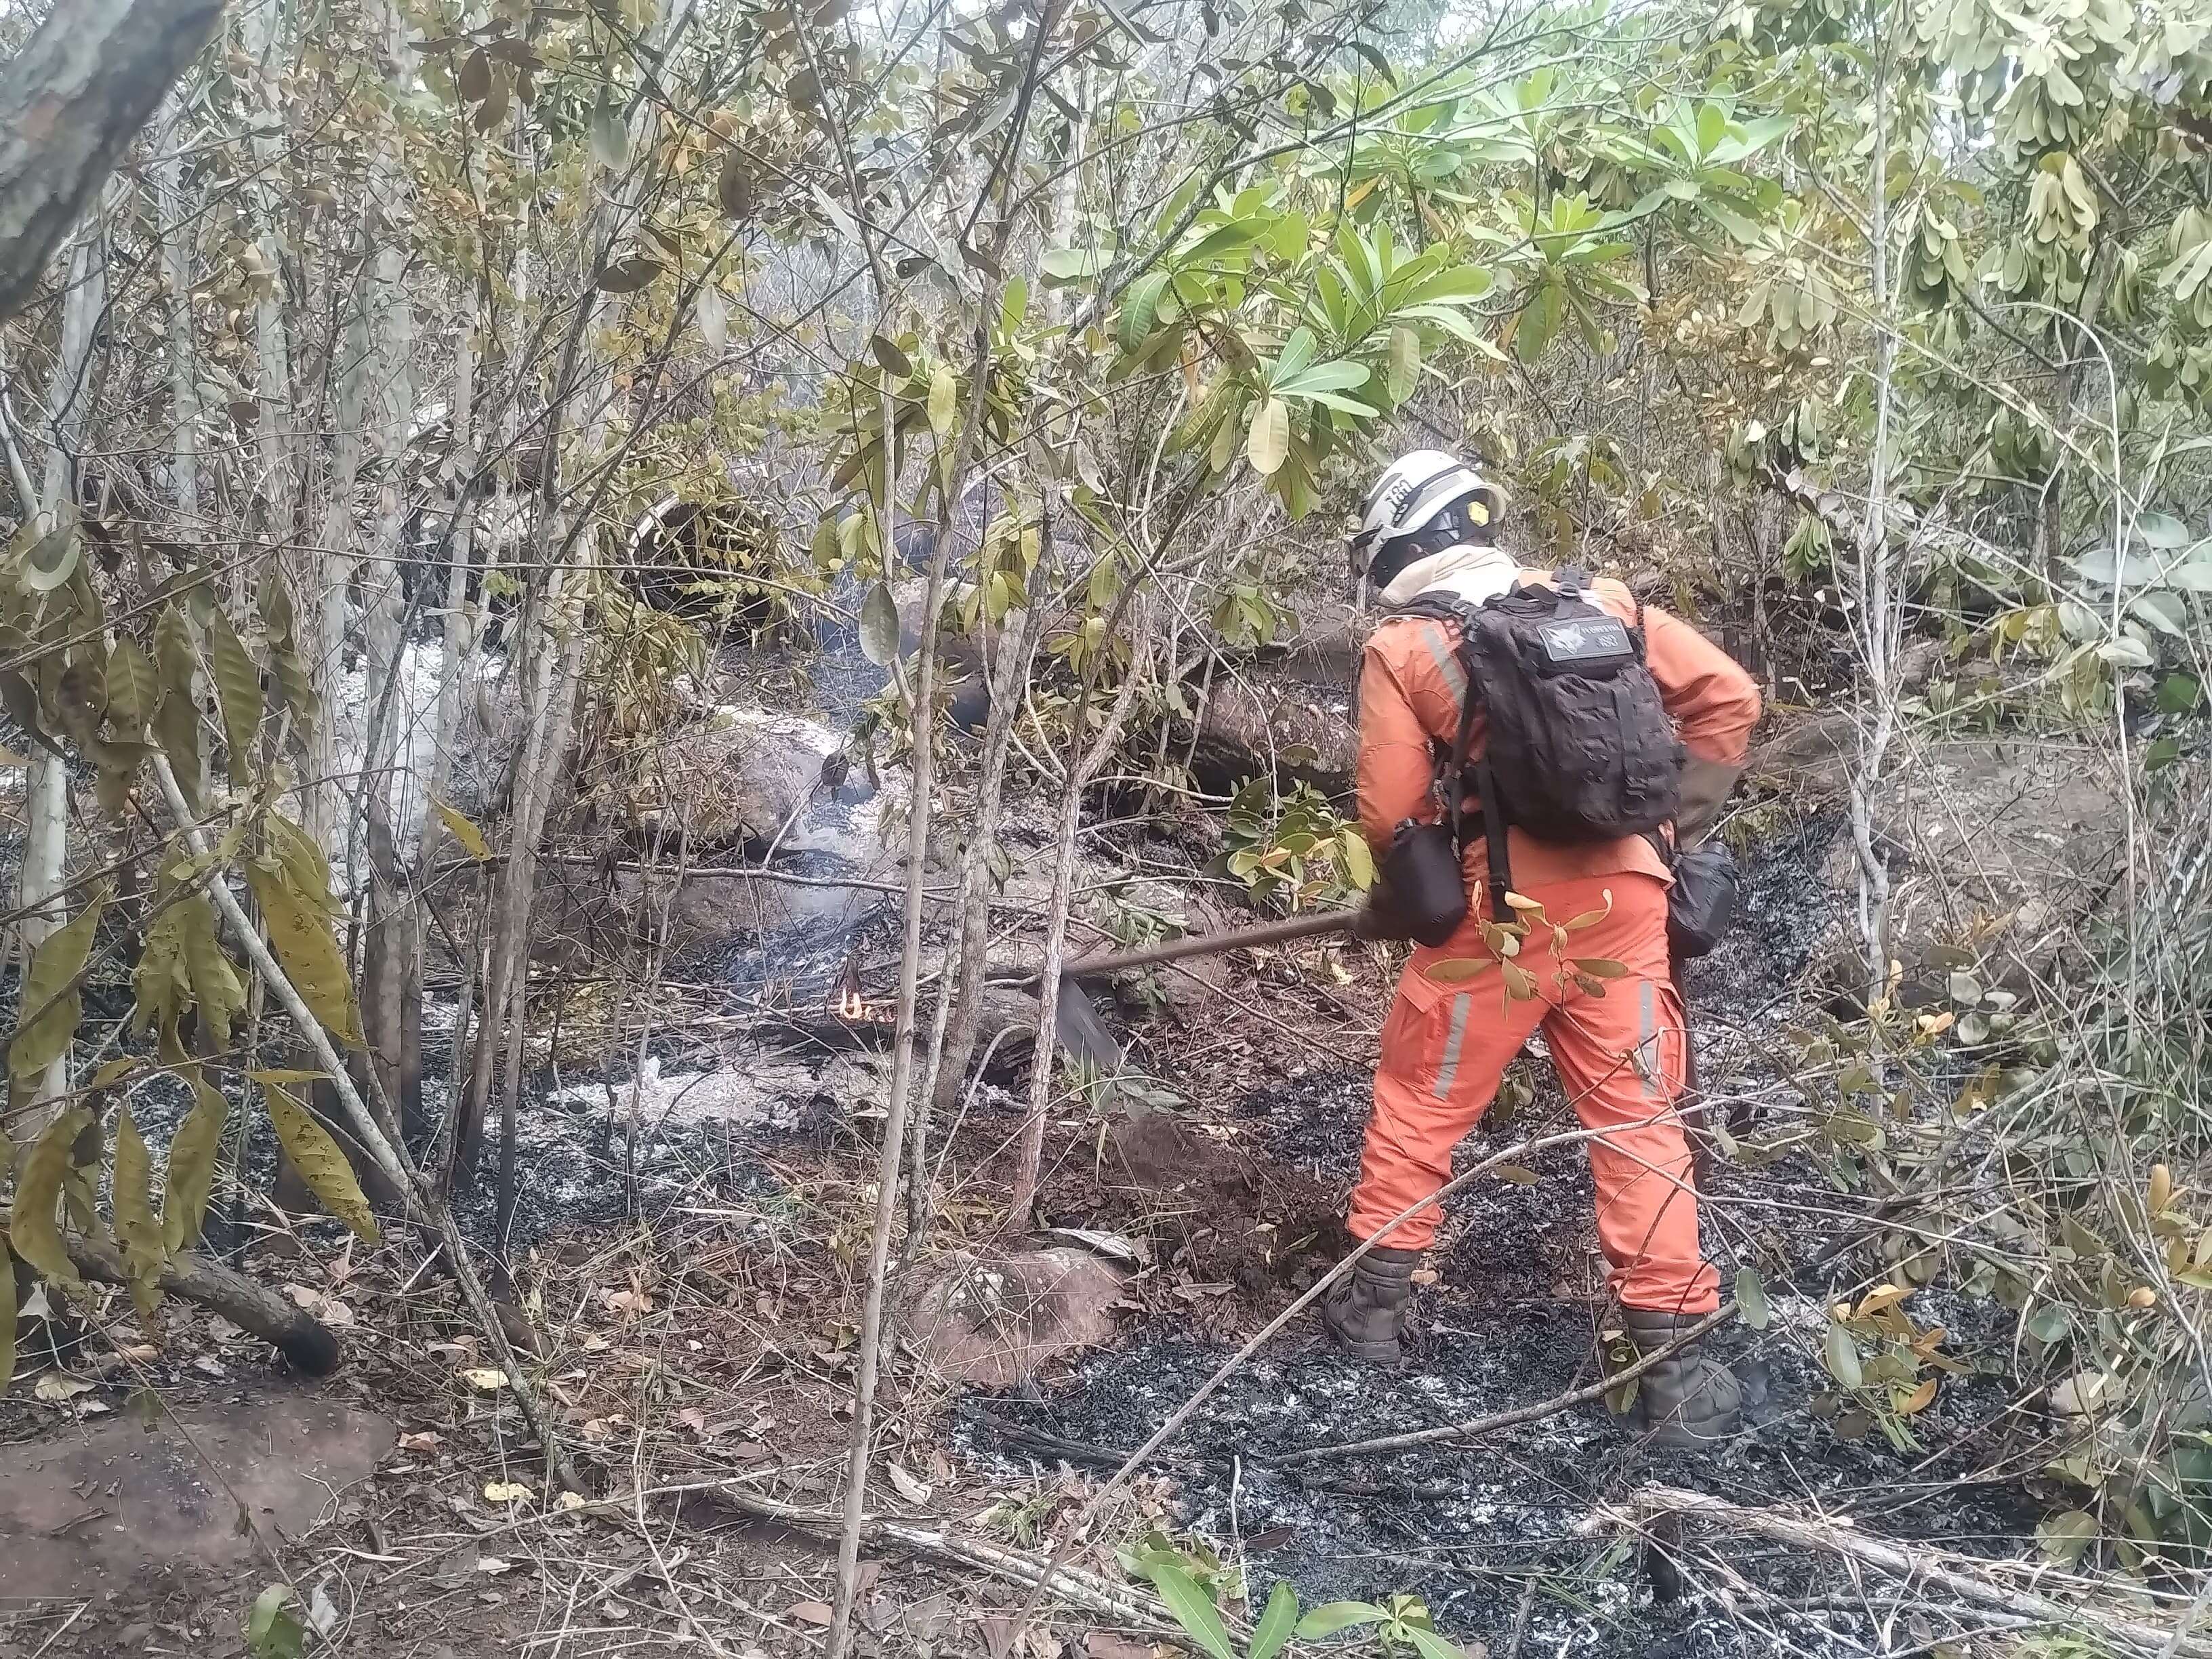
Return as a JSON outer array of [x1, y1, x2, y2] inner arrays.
[[1347, 872, 1719, 1314]]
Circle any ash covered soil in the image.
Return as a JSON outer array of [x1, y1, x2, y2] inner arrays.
[[962, 811, 2044, 1658]]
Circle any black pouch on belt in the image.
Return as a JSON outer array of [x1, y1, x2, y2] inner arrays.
[[1373, 819, 1470, 947], [1666, 840, 1740, 960], [1366, 618, 1486, 948]]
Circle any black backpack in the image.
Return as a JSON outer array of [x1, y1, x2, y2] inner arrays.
[[1389, 567, 1684, 918]]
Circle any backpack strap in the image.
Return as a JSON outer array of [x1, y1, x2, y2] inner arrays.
[[1385, 594, 1515, 917]]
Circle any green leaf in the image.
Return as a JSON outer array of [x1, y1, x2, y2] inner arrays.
[[1492, 1164, 1540, 1185], [588, 95, 628, 169], [1246, 396, 1288, 476], [1736, 1266, 1769, 1330], [1250, 1581, 1299, 1659], [1422, 956, 1494, 984], [205, 607, 263, 773], [596, 255, 663, 294], [859, 581, 900, 667], [114, 1106, 165, 1320], [1570, 956, 1630, 979], [1275, 360, 1371, 396], [0, 1237, 16, 1394], [10, 1107, 93, 1289], [105, 636, 156, 733], [435, 799, 491, 860], [1296, 1602, 1390, 1640], [247, 864, 363, 1045], [1404, 1627, 1471, 1659], [716, 150, 754, 218], [869, 334, 913, 378], [1180, 219, 1264, 264], [1694, 102, 1727, 158], [1339, 831, 1374, 891], [1386, 325, 1420, 404], [2037, 1509, 2098, 1565], [1824, 1321, 1865, 1390], [926, 363, 958, 437], [1273, 326, 1318, 383], [2137, 511, 2190, 549], [1399, 264, 1493, 306], [264, 1086, 380, 1244], [9, 887, 108, 1099], [178, 893, 247, 1052], [163, 1067, 230, 1254], [246, 1584, 305, 1659], [1145, 1563, 1235, 1659], [1119, 270, 1171, 355], [1039, 246, 1111, 282], [18, 513, 79, 592], [2155, 672, 2201, 714]]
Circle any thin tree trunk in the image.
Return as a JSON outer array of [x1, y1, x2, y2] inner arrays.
[[13, 218, 106, 1136], [825, 518, 956, 1654], [0, 0, 223, 322], [1008, 601, 1152, 1225], [911, 543, 1054, 1235], [1849, 28, 1897, 1007], [356, 0, 422, 1139], [460, 0, 697, 1185], [2038, 246, 2118, 587], [155, 92, 200, 529]]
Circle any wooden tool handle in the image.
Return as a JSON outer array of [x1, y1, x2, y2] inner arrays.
[[1057, 909, 1355, 982]]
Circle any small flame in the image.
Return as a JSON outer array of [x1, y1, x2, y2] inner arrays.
[[834, 958, 866, 1022]]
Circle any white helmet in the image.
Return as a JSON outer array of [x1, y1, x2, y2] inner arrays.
[[1349, 449, 1503, 590]]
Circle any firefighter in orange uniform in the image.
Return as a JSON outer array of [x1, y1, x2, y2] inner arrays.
[[1326, 452, 1760, 1446]]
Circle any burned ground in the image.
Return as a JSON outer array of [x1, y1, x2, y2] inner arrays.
[[0, 783, 2118, 1658]]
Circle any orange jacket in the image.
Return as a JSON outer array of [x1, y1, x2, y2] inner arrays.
[[1356, 571, 1761, 891]]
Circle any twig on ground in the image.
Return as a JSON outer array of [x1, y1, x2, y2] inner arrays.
[[1504, 1570, 1541, 1659], [1585, 1485, 2212, 1659], [577, 1481, 1192, 1638]]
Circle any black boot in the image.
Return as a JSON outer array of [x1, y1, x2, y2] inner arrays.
[[1323, 1246, 1420, 1361], [1624, 1309, 1742, 1447]]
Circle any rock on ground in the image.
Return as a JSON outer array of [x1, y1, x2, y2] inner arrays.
[[613, 704, 905, 859], [901, 1248, 1129, 1388]]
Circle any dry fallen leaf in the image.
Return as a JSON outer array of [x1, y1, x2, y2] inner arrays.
[[460, 1367, 509, 1392], [676, 1406, 708, 1435], [398, 1431, 444, 1453], [785, 1601, 834, 1627], [483, 1481, 533, 1504], [475, 1556, 513, 1576], [1084, 1634, 1155, 1659], [33, 1372, 95, 1403], [554, 1491, 587, 1513], [884, 1461, 932, 1504]]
